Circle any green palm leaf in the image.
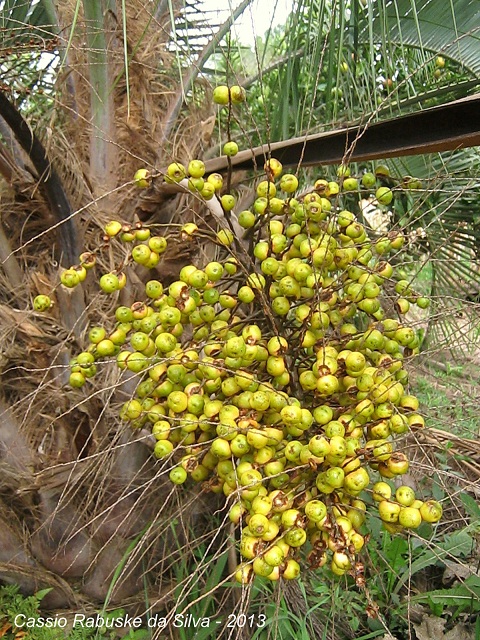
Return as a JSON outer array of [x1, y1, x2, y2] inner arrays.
[[368, 0, 480, 75], [0, 0, 57, 47]]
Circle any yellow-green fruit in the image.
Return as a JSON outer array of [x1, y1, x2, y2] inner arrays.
[[223, 141, 239, 157], [187, 159, 205, 178], [396, 485, 416, 506], [213, 85, 230, 105], [284, 527, 307, 548], [305, 500, 327, 523], [420, 500, 443, 523], [372, 481, 392, 502], [330, 561, 346, 576], [344, 467, 369, 493], [220, 194, 236, 211], [153, 440, 174, 459], [238, 210, 256, 228], [148, 235, 167, 254], [239, 535, 259, 560], [201, 182, 215, 199], [253, 557, 275, 577], [376, 187, 393, 205], [332, 551, 351, 571], [263, 545, 285, 567], [398, 507, 422, 529], [282, 558, 301, 580], [337, 164, 350, 178], [230, 85, 246, 103], [105, 220, 123, 237], [235, 564, 253, 584], [99, 273, 119, 293], [134, 168, 150, 188], [60, 269, 80, 288], [280, 174, 299, 193], [79, 252, 96, 269], [248, 514, 270, 537], [207, 173, 223, 191], [33, 295, 52, 312], [166, 162, 186, 182], [169, 466, 187, 484], [378, 500, 401, 523], [69, 371, 86, 388], [217, 228, 234, 246]]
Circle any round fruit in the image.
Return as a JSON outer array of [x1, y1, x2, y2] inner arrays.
[[134, 168, 150, 188], [420, 500, 443, 523], [223, 141, 239, 157], [148, 236, 167, 253], [216, 228, 234, 246], [282, 559, 301, 580], [248, 513, 270, 537], [166, 162, 186, 182], [396, 486, 416, 507], [213, 85, 230, 105], [398, 507, 422, 529], [154, 440, 174, 458], [105, 220, 123, 237], [376, 187, 393, 206], [361, 172, 376, 188], [169, 466, 188, 484], [188, 159, 205, 178], [378, 500, 401, 523], [99, 273, 119, 293], [131, 244, 151, 265], [305, 500, 327, 523], [60, 269, 80, 288], [95, 339, 116, 357], [69, 371, 86, 388], [88, 327, 106, 344], [280, 174, 299, 193], [33, 295, 52, 311], [238, 210, 255, 228], [372, 481, 392, 502], [221, 195, 236, 211], [230, 85, 246, 103]]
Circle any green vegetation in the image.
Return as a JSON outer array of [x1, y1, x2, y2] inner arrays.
[[0, 586, 149, 639], [414, 369, 479, 438]]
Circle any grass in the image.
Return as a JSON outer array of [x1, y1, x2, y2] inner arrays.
[[413, 366, 480, 439]]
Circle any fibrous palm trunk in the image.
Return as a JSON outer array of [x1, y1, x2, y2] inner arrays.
[[0, 0, 215, 619]]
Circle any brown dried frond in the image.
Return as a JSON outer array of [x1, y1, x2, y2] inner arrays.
[[38, 124, 89, 213], [0, 0, 236, 618]]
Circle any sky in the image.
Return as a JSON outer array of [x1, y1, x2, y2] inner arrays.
[[198, 0, 293, 48]]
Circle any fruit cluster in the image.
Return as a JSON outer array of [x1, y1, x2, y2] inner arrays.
[[33, 89, 441, 585]]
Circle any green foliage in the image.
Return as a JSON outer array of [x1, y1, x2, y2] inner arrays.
[[207, 0, 480, 144], [0, 585, 150, 640], [172, 534, 230, 640], [414, 371, 479, 438], [361, 483, 480, 633], [0, 586, 61, 640]]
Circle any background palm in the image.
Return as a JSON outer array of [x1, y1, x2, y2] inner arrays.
[[0, 0, 478, 636]]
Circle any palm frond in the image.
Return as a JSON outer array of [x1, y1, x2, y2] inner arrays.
[[160, 0, 254, 143], [368, 0, 480, 76], [0, 0, 57, 48], [202, 93, 480, 173], [0, 90, 79, 265]]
